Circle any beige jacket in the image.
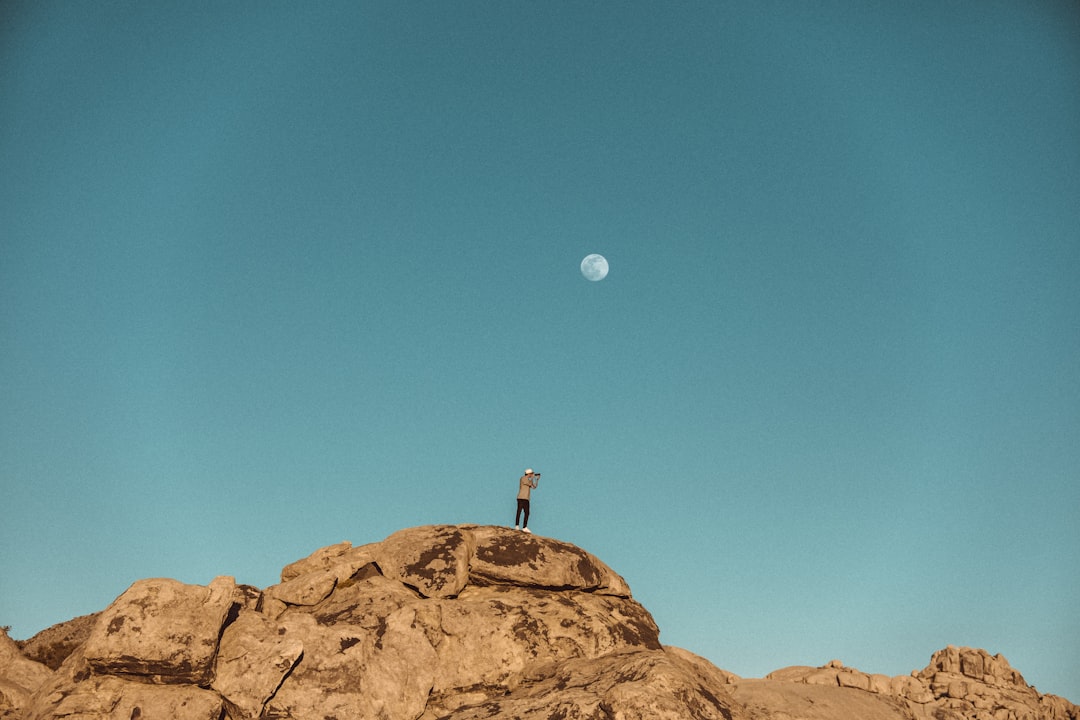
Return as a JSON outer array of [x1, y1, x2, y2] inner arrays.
[[517, 474, 538, 500]]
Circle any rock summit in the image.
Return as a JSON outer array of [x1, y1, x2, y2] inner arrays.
[[2, 524, 1076, 720]]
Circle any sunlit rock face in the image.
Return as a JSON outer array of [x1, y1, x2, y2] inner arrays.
[[4, 525, 741, 720], [3, 525, 1076, 720], [731, 650, 1080, 720]]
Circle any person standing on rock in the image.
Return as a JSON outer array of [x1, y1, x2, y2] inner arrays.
[[515, 468, 539, 533]]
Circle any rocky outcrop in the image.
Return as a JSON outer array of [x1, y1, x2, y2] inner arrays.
[[3, 524, 742, 720], [2, 524, 1076, 720], [0, 632, 52, 719], [14, 614, 98, 672], [736, 650, 1079, 720]]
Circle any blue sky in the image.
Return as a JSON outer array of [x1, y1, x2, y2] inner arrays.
[[2, 0, 1078, 702]]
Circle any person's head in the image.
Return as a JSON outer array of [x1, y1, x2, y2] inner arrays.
[[524, 468, 533, 476]]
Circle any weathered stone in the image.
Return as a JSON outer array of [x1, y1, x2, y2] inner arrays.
[[891, 673, 935, 704], [469, 525, 632, 596], [9, 526, 1080, 720], [306, 571, 419, 629], [264, 604, 438, 720], [421, 585, 661, 695], [961, 649, 987, 680], [765, 665, 818, 682], [262, 568, 337, 612], [81, 576, 236, 684], [27, 674, 222, 720], [375, 524, 473, 598], [15, 613, 98, 671], [425, 648, 747, 720], [838, 669, 872, 690], [280, 540, 353, 581], [868, 673, 893, 694], [281, 541, 380, 585], [211, 610, 303, 720], [665, 645, 742, 686], [0, 630, 52, 713], [757, 648, 1079, 720], [730, 678, 917, 720]]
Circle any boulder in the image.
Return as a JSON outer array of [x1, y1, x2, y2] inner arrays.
[[0, 630, 53, 718], [28, 673, 222, 720], [280, 540, 355, 581], [81, 576, 237, 685], [260, 568, 337, 619], [262, 570, 659, 718], [16, 613, 99, 671], [263, 604, 438, 720], [468, 525, 632, 596], [425, 647, 748, 720], [375, 524, 473, 598], [211, 610, 303, 720], [729, 678, 918, 720]]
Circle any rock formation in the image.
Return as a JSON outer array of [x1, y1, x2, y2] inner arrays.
[[1, 524, 1076, 720], [732, 651, 1079, 720]]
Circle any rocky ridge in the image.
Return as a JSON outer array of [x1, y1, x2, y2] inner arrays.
[[1, 524, 1076, 720]]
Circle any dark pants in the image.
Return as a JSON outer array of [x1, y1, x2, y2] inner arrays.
[[515, 499, 530, 527]]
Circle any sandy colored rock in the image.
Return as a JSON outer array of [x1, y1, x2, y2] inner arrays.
[[81, 576, 236, 684], [665, 644, 742, 685], [262, 567, 337, 613], [422, 584, 660, 694], [375, 524, 474, 598], [7, 525, 1079, 720], [280, 540, 354, 581], [15, 613, 99, 672], [0, 631, 52, 698], [27, 673, 222, 720], [756, 651, 1079, 720], [427, 648, 748, 720], [730, 678, 918, 720], [211, 609, 303, 720], [263, 605, 438, 720], [469, 525, 632, 596], [0, 630, 53, 718]]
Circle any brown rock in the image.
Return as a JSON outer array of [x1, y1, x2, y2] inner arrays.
[[0, 630, 53, 718], [81, 576, 237, 685], [765, 664, 819, 682], [15, 613, 99, 671], [263, 604, 438, 720], [730, 678, 918, 720], [279, 540, 354, 581], [756, 649, 1080, 720], [260, 567, 337, 620], [469, 525, 631, 596], [375, 524, 473, 598], [426, 648, 747, 720], [838, 669, 872, 691], [211, 610, 303, 720], [28, 673, 222, 720], [8, 526, 1080, 720]]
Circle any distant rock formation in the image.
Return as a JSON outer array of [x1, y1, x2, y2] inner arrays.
[[1, 524, 1076, 720], [733, 650, 1078, 720]]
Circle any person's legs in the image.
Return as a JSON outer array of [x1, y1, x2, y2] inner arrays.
[[516, 499, 528, 527], [520, 499, 530, 528]]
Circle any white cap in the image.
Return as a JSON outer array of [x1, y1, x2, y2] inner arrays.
[[524, 468, 533, 474]]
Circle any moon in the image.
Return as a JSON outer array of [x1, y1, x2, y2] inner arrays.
[[580, 254, 609, 281]]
